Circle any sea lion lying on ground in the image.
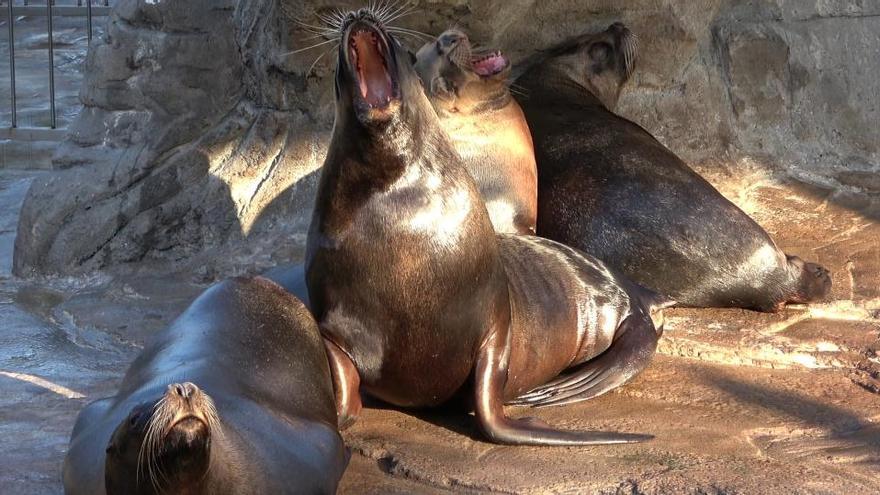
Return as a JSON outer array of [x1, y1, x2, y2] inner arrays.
[[63, 277, 348, 494], [516, 22, 831, 311]]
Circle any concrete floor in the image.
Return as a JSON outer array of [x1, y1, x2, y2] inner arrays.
[[0, 164, 878, 494]]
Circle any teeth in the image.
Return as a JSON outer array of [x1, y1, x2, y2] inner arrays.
[[473, 51, 503, 64]]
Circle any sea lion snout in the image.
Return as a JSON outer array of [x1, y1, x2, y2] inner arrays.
[[439, 30, 466, 50], [168, 381, 199, 400], [606, 22, 632, 41], [161, 382, 217, 436], [164, 382, 206, 419], [336, 15, 412, 125]]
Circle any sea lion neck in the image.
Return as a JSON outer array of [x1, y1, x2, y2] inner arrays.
[[330, 95, 448, 186], [518, 64, 606, 109], [439, 85, 512, 117]]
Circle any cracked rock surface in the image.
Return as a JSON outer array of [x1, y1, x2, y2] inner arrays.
[[11, 0, 880, 276]]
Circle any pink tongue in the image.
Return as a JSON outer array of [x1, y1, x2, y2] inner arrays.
[[473, 56, 506, 76]]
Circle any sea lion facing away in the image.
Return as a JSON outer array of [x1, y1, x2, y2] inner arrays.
[[305, 7, 661, 446], [516, 22, 831, 311], [63, 277, 348, 495], [415, 29, 537, 234]]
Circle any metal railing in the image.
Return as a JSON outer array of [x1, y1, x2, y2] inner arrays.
[[1, 1, 113, 140]]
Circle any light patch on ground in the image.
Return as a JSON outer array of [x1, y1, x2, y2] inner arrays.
[[0, 370, 85, 399]]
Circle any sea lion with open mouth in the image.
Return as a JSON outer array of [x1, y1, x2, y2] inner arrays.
[[415, 29, 538, 234], [62, 277, 348, 494], [516, 22, 831, 311], [305, 7, 666, 446]]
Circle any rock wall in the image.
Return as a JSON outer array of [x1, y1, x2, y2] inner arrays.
[[14, 0, 880, 276]]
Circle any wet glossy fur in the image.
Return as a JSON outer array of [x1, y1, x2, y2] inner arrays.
[[415, 29, 537, 234], [63, 277, 347, 495], [307, 10, 657, 445], [516, 23, 831, 311]]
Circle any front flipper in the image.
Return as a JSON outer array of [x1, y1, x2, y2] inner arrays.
[[474, 315, 652, 445], [510, 313, 659, 408], [324, 338, 362, 430]]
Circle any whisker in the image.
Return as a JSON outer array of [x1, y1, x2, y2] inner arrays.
[[332, 8, 347, 24], [376, 0, 402, 22], [508, 87, 528, 97], [284, 38, 339, 55], [384, 0, 416, 19], [302, 32, 337, 41], [383, 3, 419, 25], [136, 399, 160, 487], [387, 26, 432, 39], [385, 9, 419, 26], [315, 13, 337, 28], [306, 45, 337, 77], [387, 30, 431, 43], [316, 9, 346, 31], [297, 26, 339, 38], [137, 397, 166, 492], [508, 83, 530, 98], [386, 24, 431, 36], [292, 18, 339, 36]]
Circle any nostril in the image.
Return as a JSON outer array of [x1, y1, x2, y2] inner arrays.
[[180, 382, 199, 399]]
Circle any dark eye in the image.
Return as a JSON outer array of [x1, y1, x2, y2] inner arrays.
[[589, 42, 612, 62], [129, 412, 141, 426]]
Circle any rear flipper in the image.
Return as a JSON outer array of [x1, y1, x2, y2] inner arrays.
[[785, 255, 832, 305], [474, 314, 652, 445], [509, 312, 659, 408], [324, 338, 362, 430]]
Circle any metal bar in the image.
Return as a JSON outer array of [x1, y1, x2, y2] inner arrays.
[[47, 0, 56, 129], [0, 127, 67, 141], [0, 6, 112, 17], [86, 0, 92, 42], [6, 0, 15, 128]]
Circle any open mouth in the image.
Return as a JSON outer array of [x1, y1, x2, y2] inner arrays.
[[348, 25, 396, 108], [471, 51, 508, 77]]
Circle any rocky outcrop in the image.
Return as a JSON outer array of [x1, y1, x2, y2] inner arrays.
[[14, 0, 331, 275], [14, 0, 880, 276]]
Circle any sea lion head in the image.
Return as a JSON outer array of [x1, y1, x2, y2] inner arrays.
[[334, 7, 426, 127], [524, 22, 638, 110], [104, 382, 220, 494], [415, 29, 512, 115]]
